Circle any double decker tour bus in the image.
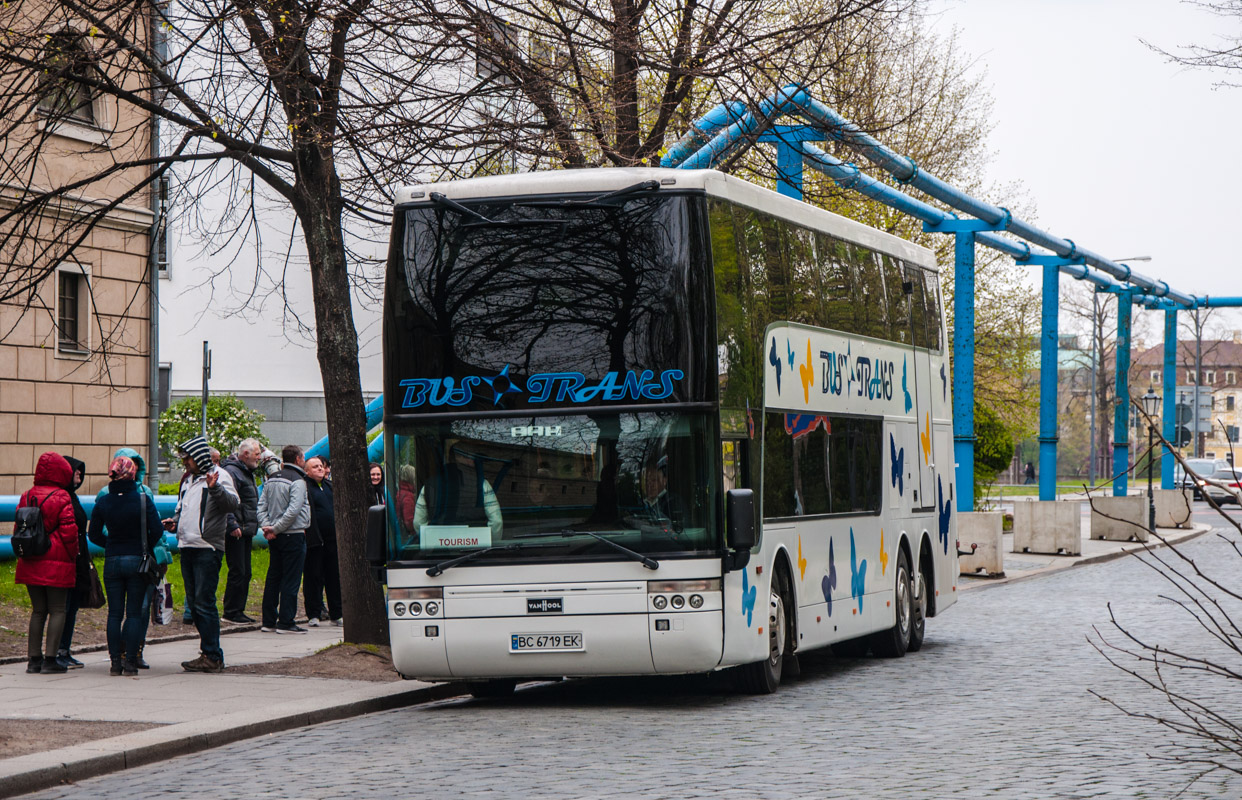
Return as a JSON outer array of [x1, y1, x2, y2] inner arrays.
[[368, 168, 957, 695]]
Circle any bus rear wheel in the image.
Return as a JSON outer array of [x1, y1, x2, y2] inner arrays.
[[870, 549, 912, 658], [736, 572, 789, 694], [468, 679, 517, 698], [908, 557, 929, 653]]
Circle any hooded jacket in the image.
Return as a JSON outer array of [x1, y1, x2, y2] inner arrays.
[[257, 464, 311, 534], [89, 479, 164, 557], [220, 454, 260, 538], [62, 456, 90, 592], [15, 453, 80, 588]]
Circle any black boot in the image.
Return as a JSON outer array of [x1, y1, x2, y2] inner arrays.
[[41, 656, 68, 674], [109, 657, 123, 677], [26, 656, 42, 674], [121, 659, 139, 677], [135, 644, 149, 669]]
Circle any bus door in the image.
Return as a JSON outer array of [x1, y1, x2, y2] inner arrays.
[[905, 265, 936, 510]]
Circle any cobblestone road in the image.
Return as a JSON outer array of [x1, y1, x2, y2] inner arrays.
[[29, 530, 1242, 799]]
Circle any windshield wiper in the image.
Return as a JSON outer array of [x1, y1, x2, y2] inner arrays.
[[517, 529, 659, 570], [426, 543, 545, 577], [429, 192, 563, 230], [564, 180, 661, 206], [429, 192, 494, 223]]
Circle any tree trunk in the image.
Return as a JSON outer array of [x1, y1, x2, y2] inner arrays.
[[297, 184, 389, 646]]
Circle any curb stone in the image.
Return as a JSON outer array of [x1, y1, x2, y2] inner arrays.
[[0, 680, 465, 798]]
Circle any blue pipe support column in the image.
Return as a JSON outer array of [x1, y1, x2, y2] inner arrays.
[[776, 143, 803, 199], [1162, 309, 1178, 490], [1038, 263, 1060, 501], [953, 230, 976, 513], [1112, 291, 1134, 496]]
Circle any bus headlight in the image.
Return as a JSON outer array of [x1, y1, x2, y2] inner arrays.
[[652, 595, 668, 610], [425, 601, 439, 616], [671, 595, 686, 609], [393, 602, 407, 616], [689, 594, 703, 609], [409, 602, 422, 615]]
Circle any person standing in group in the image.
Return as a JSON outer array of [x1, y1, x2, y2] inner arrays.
[[302, 456, 342, 627], [89, 456, 164, 677], [164, 435, 239, 673], [220, 439, 264, 624], [258, 445, 311, 634], [54, 457, 89, 670], [94, 447, 158, 668], [368, 463, 386, 506], [16, 453, 79, 674]]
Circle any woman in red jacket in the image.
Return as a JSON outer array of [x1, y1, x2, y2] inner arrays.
[[17, 452, 80, 674]]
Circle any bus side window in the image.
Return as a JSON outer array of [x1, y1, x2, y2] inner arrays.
[[722, 439, 744, 492]]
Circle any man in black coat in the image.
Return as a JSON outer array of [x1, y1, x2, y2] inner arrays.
[[221, 439, 263, 624], [303, 456, 342, 626]]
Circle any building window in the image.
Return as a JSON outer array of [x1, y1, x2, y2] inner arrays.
[[156, 176, 170, 276], [57, 270, 91, 355], [1150, 370, 1161, 385], [158, 364, 172, 413], [38, 32, 97, 125], [1227, 371, 1236, 386], [1204, 370, 1216, 385], [1229, 395, 1237, 412], [1187, 370, 1196, 384]]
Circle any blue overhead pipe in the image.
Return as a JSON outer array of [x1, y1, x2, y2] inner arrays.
[[784, 94, 1196, 307], [1113, 292, 1134, 496], [1197, 296, 1242, 308], [1162, 310, 1178, 491], [661, 100, 748, 168], [676, 85, 810, 170], [306, 394, 384, 460]]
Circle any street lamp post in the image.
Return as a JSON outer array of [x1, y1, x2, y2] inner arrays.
[[1143, 387, 1160, 532]]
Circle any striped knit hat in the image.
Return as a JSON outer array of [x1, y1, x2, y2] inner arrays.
[[178, 435, 213, 472]]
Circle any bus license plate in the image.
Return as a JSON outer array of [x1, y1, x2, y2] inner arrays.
[[510, 632, 584, 653]]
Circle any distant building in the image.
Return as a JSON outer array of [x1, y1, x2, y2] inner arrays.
[[1134, 336, 1242, 461]]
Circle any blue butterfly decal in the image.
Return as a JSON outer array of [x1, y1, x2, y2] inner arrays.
[[741, 568, 757, 627], [768, 337, 782, 394], [902, 358, 913, 413], [850, 528, 867, 614], [937, 475, 952, 554], [889, 432, 904, 497], [940, 363, 947, 402], [821, 537, 837, 616], [787, 338, 796, 370]]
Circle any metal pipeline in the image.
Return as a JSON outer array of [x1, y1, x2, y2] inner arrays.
[[661, 101, 748, 168], [306, 393, 385, 460]]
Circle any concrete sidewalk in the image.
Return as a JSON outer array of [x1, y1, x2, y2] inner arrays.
[[959, 518, 1212, 591], [0, 626, 460, 798]]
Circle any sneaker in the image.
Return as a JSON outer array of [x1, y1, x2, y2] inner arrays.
[[260, 625, 278, 633], [41, 658, 68, 674], [56, 651, 85, 669], [275, 625, 307, 634], [307, 617, 320, 627], [181, 655, 224, 673], [224, 613, 255, 624], [26, 657, 42, 674], [181, 616, 194, 625], [331, 618, 343, 627]]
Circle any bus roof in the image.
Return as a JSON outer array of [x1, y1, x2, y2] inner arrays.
[[394, 168, 937, 271]]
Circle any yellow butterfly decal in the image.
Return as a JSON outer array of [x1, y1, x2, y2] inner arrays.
[[879, 529, 888, 575], [920, 412, 931, 464], [797, 535, 807, 581], [798, 340, 814, 403]]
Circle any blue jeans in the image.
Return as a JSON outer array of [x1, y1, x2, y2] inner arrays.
[[263, 533, 306, 628], [180, 548, 224, 663], [102, 555, 147, 662]]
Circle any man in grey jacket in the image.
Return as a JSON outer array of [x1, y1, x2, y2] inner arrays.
[[258, 445, 312, 634], [167, 435, 240, 672], [221, 439, 263, 624]]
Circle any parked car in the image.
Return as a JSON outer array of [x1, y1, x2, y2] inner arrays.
[[1175, 458, 1231, 499], [1202, 466, 1242, 505]]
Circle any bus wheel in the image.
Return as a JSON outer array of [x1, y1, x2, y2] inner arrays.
[[468, 679, 517, 699], [908, 559, 929, 653], [736, 575, 787, 694], [870, 549, 912, 658]]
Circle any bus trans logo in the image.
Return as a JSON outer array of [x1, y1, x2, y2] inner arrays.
[[398, 368, 685, 409]]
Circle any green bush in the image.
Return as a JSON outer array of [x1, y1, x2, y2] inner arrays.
[[159, 394, 267, 460], [974, 404, 1016, 508], [157, 482, 181, 495]]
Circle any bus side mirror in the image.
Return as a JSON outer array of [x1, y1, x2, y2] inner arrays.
[[726, 489, 755, 551], [366, 504, 388, 584]]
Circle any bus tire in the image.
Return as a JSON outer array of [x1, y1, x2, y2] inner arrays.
[[735, 569, 789, 694], [908, 556, 930, 653], [468, 679, 517, 698], [870, 549, 912, 658]]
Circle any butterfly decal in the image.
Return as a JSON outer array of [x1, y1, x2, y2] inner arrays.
[[940, 363, 947, 402], [797, 535, 807, 581], [850, 527, 867, 614], [889, 432, 904, 497], [798, 340, 814, 403], [741, 567, 757, 627], [879, 529, 888, 576], [937, 475, 952, 554], [920, 413, 931, 465], [787, 338, 796, 371], [902, 358, 913, 413], [768, 337, 782, 394], [821, 537, 837, 615]]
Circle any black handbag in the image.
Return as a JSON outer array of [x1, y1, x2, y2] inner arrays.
[[137, 493, 161, 585], [82, 556, 106, 608]]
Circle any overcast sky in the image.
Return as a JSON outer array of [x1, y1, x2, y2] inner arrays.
[[929, 0, 1241, 322]]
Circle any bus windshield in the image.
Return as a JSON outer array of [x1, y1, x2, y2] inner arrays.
[[388, 410, 716, 564]]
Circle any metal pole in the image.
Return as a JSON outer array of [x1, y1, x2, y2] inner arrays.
[[1162, 309, 1178, 490], [1113, 292, 1133, 496], [200, 341, 211, 438], [1148, 420, 1156, 530], [1038, 263, 1059, 501], [953, 230, 975, 513], [1194, 308, 1202, 458], [775, 141, 803, 201], [1088, 293, 1098, 487]]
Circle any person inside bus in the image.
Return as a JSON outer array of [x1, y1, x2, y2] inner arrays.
[[411, 461, 503, 540], [640, 455, 685, 534]]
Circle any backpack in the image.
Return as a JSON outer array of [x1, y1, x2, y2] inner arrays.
[[12, 492, 53, 559]]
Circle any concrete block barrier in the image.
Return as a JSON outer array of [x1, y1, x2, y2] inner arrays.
[[1013, 500, 1082, 555], [957, 511, 1004, 576], [1154, 488, 1193, 529], [1089, 495, 1149, 542]]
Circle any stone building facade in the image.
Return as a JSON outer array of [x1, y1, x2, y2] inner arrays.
[[1134, 337, 1242, 461], [0, 11, 156, 498]]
